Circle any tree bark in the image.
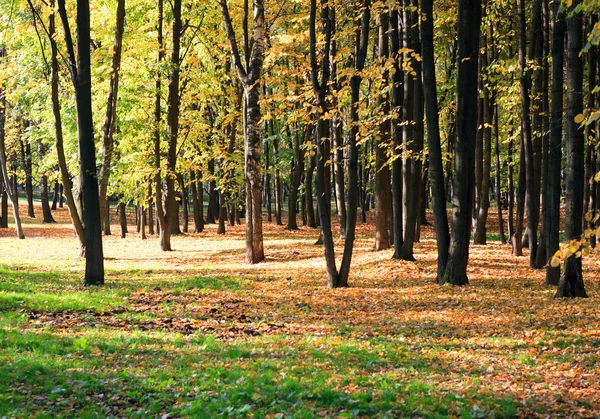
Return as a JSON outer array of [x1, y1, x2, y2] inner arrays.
[[98, 0, 126, 236], [422, 0, 450, 280], [557, 1, 587, 298], [58, 0, 105, 284], [546, 0, 565, 286], [439, 0, 481, 286]]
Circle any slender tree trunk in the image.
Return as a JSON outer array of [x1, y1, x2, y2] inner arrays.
[[0, 187, 7, 228], [390, 7, 404, 256], [439, 0, 481, 286], [337, 0, 371, 287], [118, 201, 127, 238], [37, 140, 56, 223], [546, 1, 565, 285], [288, 127, 304, 230], [557, 0, 587, 297], [20, 139, 35, 218], [52, 180, 59, 210], [494, 104, 507, 244], [98, 0, 125, 236], [46, 1, 85, 247], [374, 11, 391, 251], [58, 0, 105, 284], [190, 171, 202, 233], [422, 0, 450, 280]]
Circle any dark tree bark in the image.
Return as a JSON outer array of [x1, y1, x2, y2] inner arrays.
[[390, 7, 404, 256], [58, 0, 104, 283], [305, 144, 317, 228], [337, 0, 371, 287], [37, 140, 56, 223], [331, 9, 346, 239], [374, 11, 391, 251], [190, 170, 202, 233], [422, 0, 450, 280], [147, 182, 154, 235], [288, 126, 304, 230], [154, 0, 181, 251], [556, 1, 587, 298], [43, 0, 85, 247], [439, 0, 481, 286], [52, 180, 59, 210], [512, 130, 526, 256], [206, 157, 217, 224], [1, 187, 7, 228], [119, 201, 127, 238], [310, 0, 337, 286], [220, 0, 266, 263], [494, 103, 507, 244], [98, 0, 126, 237], [517, 0, 537, 267], [473, 27, 492, 245], [20, 139, 35, 218], [546, 0, 565, 286]]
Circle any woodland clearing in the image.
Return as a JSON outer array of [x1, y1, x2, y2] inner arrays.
[[0, 202, 599, 418]]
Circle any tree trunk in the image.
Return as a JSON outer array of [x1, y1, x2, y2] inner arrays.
[[37, 141, 56, 223], [439, 0, 481, 286], [58, 0, 105, 284], [390, 7, 404, 256], [20, 139, 35, 218], [52, 180, 59, 210], [337, 0, 371, 287], [374, 11, 392, 251], [98, 0, 125, 236], [287, 127, 304, 230], [546, 1, 565, 286], [46, 1, 85, 248], [118, 201, 127, 238], [305, 145, 317, 228], [422, 0, 450, 280], [557, 1, 587, 298], [190, 170, 202, 233]]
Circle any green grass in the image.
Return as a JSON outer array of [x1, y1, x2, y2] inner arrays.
[[0, 268, 521, 418]]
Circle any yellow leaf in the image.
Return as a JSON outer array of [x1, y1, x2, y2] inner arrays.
[[574, 113, 585, 124], [585, 212, 593, 222], [550, 256, 561, 268]]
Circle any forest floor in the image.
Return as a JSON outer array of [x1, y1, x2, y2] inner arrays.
[[0, 202, 599, 418]]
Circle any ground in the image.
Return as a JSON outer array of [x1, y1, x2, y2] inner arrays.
[[0, 203, 599, 418]]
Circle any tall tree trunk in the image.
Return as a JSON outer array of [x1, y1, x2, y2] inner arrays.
[[374, 11, 391, 251], [220, 0, 266, 264], [422, 0, 450, 280], [512, 134, 526, 256], [546, 0, 565, 285], [98, 0, 126, 236], [494, 103, 507, 244], [337, 0, 371, 287], [390, 7, 404, 256], [556, 0, 587, 298], [398, 1, 421, 261], [58, 0, 105, 284], [46, 0, 84, 248], [305, 145, 317, 228], [439, 0, 481, 286], [0, 187, 7, 228], [0, 61, 25, 239], [474, 27, 492, 245]]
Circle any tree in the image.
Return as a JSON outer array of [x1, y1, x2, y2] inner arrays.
[[439, 0, 482, 286], [98, 0, 126, 236], [556, 0, 587, 298], [57, 0, 104, 285], [0, 47, 25, 240], [219, 0, 266, 264], [421, 0, 450, 281]]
